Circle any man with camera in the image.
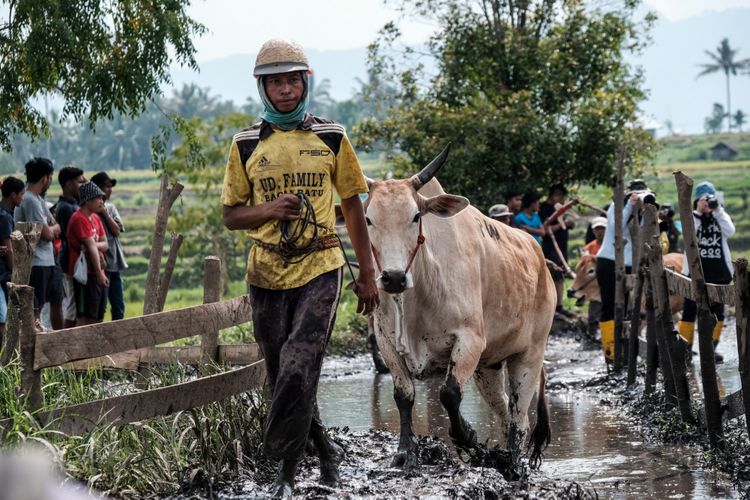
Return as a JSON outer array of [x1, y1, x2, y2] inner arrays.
[[677, 181, 735, 362], [595, 179, 655, 362]]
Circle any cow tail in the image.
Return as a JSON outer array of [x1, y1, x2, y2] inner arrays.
[[528, 367, 551, 469]]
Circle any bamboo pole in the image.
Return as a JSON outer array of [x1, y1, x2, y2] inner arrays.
[[12, 284, 42, 411], [1, 223, 42, 365], [613, 148, 626, 371], [674, 170, 723, 449], [201, 256, 222, 365], [734, 258, 750, 438]]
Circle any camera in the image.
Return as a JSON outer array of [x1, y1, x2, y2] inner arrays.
[[706, 194, 719, 209], [637, 191, 656, 206]]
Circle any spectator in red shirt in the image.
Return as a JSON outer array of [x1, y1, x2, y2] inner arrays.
[[67, 182, 109, 325]]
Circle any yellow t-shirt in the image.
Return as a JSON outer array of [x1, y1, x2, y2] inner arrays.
[[221, 116, 368, 290]]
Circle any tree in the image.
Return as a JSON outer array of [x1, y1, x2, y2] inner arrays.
[[704, 103, 726, 134], [354, 1, 657, 210], [734, 110, 747, 133], [0, 0, 205, 151], [697, 38, 750, 132]]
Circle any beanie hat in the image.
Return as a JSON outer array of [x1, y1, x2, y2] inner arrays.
[[79, 181, 105, 205], [694, 181, 716, 201]]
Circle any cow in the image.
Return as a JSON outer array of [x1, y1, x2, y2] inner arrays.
[[365, 145, 556, 468], [568, 252, 684, 316]]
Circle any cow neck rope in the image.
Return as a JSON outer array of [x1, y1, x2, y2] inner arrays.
[[276, 193, 358, 286], [371, 216, 426, 274]]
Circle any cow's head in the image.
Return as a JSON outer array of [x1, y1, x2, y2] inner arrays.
[[567, 253, 600, 305], [365, 145, 469, 294]]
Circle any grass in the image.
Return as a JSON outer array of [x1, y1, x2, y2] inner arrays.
[[0, 357, 270, 498]]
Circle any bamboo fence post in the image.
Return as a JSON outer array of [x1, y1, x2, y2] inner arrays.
[[674, 170, 723, 449], [201, 256, 222, 365], [734, 258, 750, 438], [613, 148, 626, 371], [156, 233, 184, 312], [12, 284, 42, 411], [1, 223, 42, 365], [644, 276, 659, 394], [143, 175, 184, 316], [626, 205, 643, 385]]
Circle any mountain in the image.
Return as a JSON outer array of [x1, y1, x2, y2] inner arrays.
[[169, 8, 750, 135]]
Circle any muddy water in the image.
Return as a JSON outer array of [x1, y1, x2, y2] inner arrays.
[[317, 324, 742, 498]]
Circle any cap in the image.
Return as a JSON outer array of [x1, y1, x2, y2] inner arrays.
[[90, 171, 117, 188], [591, 217, 608, 229], [694, 181, 716, 201], [488, 204, 511, 219], [78, 181, 105, 205], [624, 179, 649, 196]]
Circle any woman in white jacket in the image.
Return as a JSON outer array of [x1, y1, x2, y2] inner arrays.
[[677, 181, 735, 362]]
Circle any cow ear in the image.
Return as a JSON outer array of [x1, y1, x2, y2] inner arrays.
[[422, 194, 470, 218]]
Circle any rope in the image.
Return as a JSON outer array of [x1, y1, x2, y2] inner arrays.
[[273, 193, 358, 286]]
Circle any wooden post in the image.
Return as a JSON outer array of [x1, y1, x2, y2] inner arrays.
[[11, 284, 42, 411], [627, 206, 643, 385], [1, 223, 42, 365], [613, 148, 626, 371], [646, 242, 677, 406], [201, 256, 222, 365], [156, 233, 184, 312], [644, 276, 659, 394], [143, 175, 184, 316], [734, 259, 750, 438], [674, 170, 723, 449]]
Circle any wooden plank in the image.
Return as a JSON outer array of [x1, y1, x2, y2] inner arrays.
[[201, 256, 222, 364], [46, 360, 267, 436], [13, 284, 42, 411], [139, 344, 262, 366], [734, 258, 750, 437], [65, 351, 141, 371], [34, 296, 252, 370], [664, 268, 734, 306]]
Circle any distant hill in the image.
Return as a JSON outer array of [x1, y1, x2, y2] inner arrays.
[[166, 8, 749, 135]]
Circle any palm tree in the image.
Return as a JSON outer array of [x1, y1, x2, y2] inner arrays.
[[735, 110, 747, 133], [697, 38, 750, 132]]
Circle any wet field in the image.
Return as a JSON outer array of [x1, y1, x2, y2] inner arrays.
[[311, 323, 743, 498]]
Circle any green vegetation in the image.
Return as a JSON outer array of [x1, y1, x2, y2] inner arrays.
[[355, 0, 657, 213], [0, 0, 205, 152], [0, 358, 269, 497], [696, 38, 750, 133]]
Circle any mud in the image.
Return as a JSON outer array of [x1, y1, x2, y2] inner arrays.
[[216, 316, 746, 498]]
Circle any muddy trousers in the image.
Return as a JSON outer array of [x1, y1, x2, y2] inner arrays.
[[248, 267, 342, 461]]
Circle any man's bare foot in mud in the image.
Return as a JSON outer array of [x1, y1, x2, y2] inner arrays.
[[268, 459, 297, 499], [319, 438, 345, 487]]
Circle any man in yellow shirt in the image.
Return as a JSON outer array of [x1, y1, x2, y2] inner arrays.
[[222, 39, 379, 497]]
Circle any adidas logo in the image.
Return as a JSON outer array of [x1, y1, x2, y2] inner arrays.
[[258, 156, 271, 166]]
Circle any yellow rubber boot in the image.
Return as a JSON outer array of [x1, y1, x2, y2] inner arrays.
[[711, 320, 723, 344], [678, 321, 695, 347], [599, 320, 615, 362]]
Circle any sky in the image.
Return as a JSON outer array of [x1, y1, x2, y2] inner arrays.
[[185, 0, 750, 61]]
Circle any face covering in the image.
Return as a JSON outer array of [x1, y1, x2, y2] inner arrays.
[[257, 72, 309, 131]]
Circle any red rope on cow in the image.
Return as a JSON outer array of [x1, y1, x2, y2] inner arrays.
[[370, 216, 425, 274], [404, 216, 425, 273]]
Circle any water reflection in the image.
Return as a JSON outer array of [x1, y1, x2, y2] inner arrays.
[[317, 327, 741, 498]]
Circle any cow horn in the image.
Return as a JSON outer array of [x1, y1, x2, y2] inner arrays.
[[410, 143, 451, 191], [365, 176, 375, 190]]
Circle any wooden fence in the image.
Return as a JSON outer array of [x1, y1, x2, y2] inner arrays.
[[0, 174, 267, 437], [616, 170, 750, 448], [3, 277, 264, 436]]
